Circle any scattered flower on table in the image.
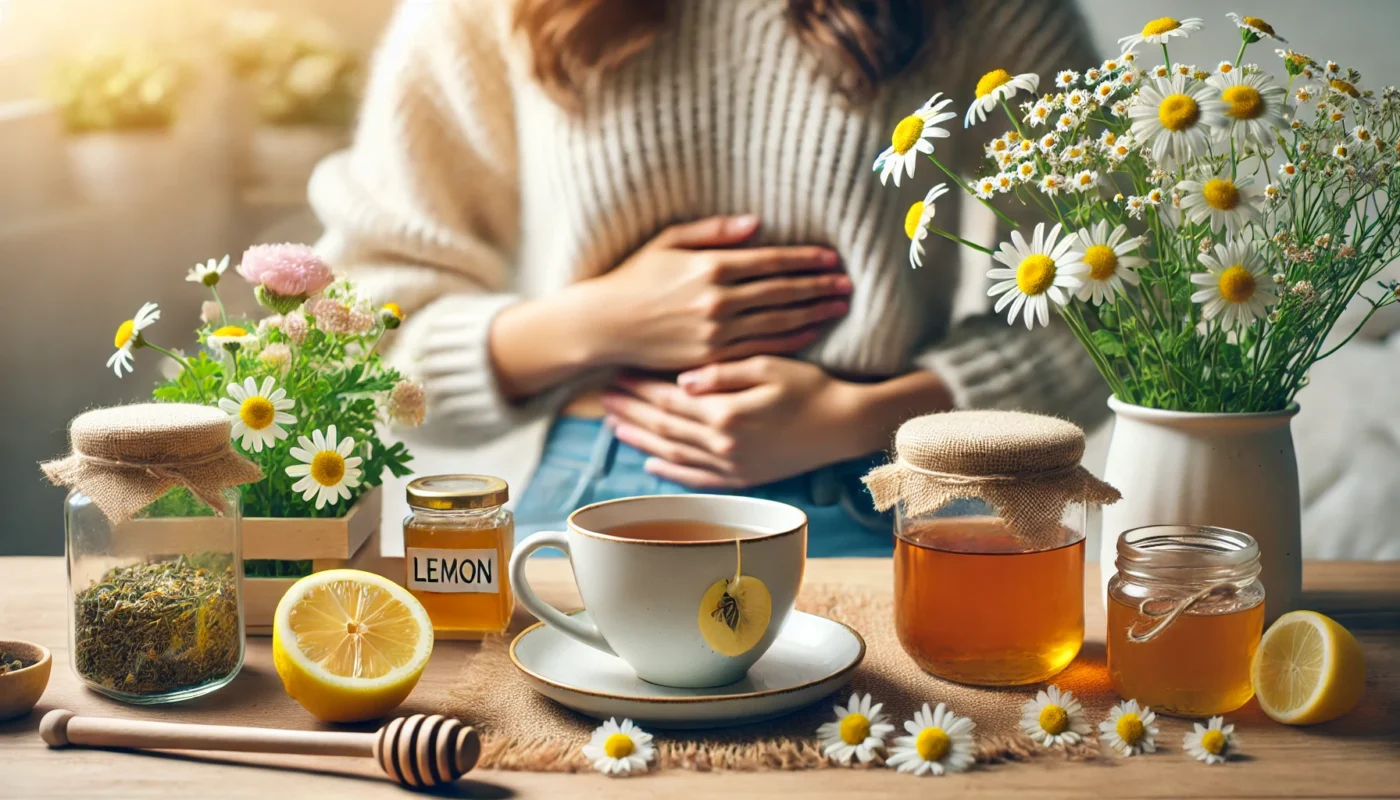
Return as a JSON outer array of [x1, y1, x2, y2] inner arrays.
[[1099, 699, 1159, 757], [886, 702, 976, 776], [873, 92, 956, 187], [1020, 685, 1092, 748], [1118, 16, 1203, 51], [964, 69, 1039, 128], [582, 718, 655, 777], [186, 255, 229, 287], [817, 693, 895, 765], [219, 376, 297, 453], [905, 182, 951, 267], [107, 301, 160, 377], [208, 324, 259, 353], [1183, 715, 1236, 765], [285, 424, 364, 509]]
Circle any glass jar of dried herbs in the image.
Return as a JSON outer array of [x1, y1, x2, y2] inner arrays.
[[44, 404, 263, 703]]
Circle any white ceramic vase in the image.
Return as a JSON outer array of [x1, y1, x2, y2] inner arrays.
[[1097, 396, 1302, 623]]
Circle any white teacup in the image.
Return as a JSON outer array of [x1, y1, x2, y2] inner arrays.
[[509, 494, 807, 688]]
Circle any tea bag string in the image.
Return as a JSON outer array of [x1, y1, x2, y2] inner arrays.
[[1126, 582, 1236, 643], [896, 458, 1081, 485]]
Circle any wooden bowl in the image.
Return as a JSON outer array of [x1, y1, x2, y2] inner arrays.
[[0, 640, 52, 721]]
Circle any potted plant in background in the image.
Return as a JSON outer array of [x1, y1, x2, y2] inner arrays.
[[48, 46, 188, 204], [874, 15, 1400, 619], [103, 243, 422, 632]]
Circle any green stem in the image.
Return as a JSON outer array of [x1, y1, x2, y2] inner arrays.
[[211, 285, 228, 327], [925, 153, 1020, 228], [144, 342, 210, 403], [1234, 39, 1249, 69], [928, 226, 995, 255], [1161, 43, 1171, 72]]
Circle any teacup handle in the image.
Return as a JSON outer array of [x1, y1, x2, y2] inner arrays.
[[509, 531, 615, 656]]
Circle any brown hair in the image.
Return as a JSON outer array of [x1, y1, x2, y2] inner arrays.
[[513, 0, 934, 109]]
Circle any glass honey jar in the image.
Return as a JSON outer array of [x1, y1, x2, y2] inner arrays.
[[403, 475, 514, 639], [1107, 525, 1265, 718], [867, 411, 1121, 686]]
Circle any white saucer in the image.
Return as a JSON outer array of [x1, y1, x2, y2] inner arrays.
[[509, 610, 865, 729]]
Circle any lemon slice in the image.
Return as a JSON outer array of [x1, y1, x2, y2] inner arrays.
[[273, 569, 434, 722], [1251, 610, 1365, 725]]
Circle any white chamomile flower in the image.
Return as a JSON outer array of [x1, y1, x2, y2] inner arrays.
[[1039, 132, 1060, 151], [1183, 716, 1236, 765], [218, 376, 297, 453], [1228, 12, 1286, 43], [1071, 221, 1146, 304], [1099, 700, 1159, 757], [1094, 81, 1117, 104], [1332, 143, 1351, 161], [1177, 172, 1264, 234], [1039, 173, 1066, 196], [988, 222, 1084, 329], [972, 176, 997, 199], [1019, 685, 1093, 747], [1062, 142, 1089, 162], [818, 693, 895, 765], [1065, 89, 1090, 111], [994, 172, 1016, 193], [1151, 65, 1171, 79], [1056, 69, 1079, 88], [1102, 57, 1122, 72], [1277, 161, 1299, 183], [1125, 195, 1148, 218], [1026, 100, 1054, 127], [1118, 69, 1141, 87], [1070, 169, 1099, 193], [582, 718, 655, 776], [1146, 187, 1165, 205], [1111, 100, 1130, 118], [285, 424, 365, 509], [1055, 112, 1079, 132], [207, 324, 259, 352], [185, 255, 229, 287], [886, 702, 976, 776], [1119, 16, 1203, 52], [1264, 182, 1282, 203], [1191, 239, 1278, 329], [1017, 160, 1038, 181], [1207, 70, 1288, 150], [966, 69, 1040, 127], [905, 183, 951, 268], [1217, 60, 1237, 76], [106, 301, 160, 378], [873, 93, 956, 186], [1351, 125, 1375, 146], [1129, 75, 1227, 168]]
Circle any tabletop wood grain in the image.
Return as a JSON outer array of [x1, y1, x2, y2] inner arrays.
[[2, 556, 1397, 799]]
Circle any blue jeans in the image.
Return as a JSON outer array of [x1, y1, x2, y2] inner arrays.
[[514, 417, 894, 557]]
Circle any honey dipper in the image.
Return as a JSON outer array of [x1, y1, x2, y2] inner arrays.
[[40, 709, 481, 789]]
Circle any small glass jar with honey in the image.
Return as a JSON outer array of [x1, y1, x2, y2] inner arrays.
[[867, 411, 1122, 686], [403, 475, 514, 639], [1107, 525, 1265, 717]]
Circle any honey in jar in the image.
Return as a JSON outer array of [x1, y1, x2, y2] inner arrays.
[[895, 515, 1085, 685], [403, 475, 514, 639], [1107, 525, 1265, 717]]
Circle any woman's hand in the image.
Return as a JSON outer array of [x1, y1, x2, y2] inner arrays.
[[488, 216, 851, 399], [599, 357, 954, 488]]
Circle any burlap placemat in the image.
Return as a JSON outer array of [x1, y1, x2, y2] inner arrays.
[[448, 584, 1121, 771]]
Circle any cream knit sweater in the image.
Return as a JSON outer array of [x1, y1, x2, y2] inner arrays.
[[310, 0, 1108, 461]]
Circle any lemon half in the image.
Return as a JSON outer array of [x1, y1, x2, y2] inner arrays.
[[1251, 610, 1365, 725], [273, 569, 434, 722]]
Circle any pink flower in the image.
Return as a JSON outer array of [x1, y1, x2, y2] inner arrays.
[[281, 310, 309, 344], [237, 243, 334, 297], [388, 379, 427, 427], [307, 298, 376, 336]]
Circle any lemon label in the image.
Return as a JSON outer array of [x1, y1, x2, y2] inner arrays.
[[407, 548, 499, 593]]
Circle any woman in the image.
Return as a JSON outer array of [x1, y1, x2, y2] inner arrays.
[[310, 0, 1106, 555]]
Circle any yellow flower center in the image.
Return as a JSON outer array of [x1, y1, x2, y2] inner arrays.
[[1016, 254, 1058, 296], [1115, 712, 1145, 745], [603, 732, 635, 759], [904, 202, 925, 240], [1084, 245, 1119, 280], [1222, 85, 1264, 119], [310, 450, 346, 486], [239, 397, 275, 431], [114, 319, 135, 349], [1357, 128, 1372, 141], [1158, 94, 1201, 132], [1038, 704, 1069, 735], [975, 69, 1013, 99], [212, 325, 249, 338], [839, 713, 871, 745], [382, 302, 404, 319], [891, 115, 925, 154], [1330, 79, 1360, 98], [1218, 265, 1257, 303], [915, 727, 951, 762], [1203, 178, 1241, 210], [1242, 16, 1276, 36], [1141, 17, 1181, 37], [1193, 70, 1211, 81], [1201, 729, 1227, 756]]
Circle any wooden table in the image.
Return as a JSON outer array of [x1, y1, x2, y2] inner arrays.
[[3, 557, 1398, 799]]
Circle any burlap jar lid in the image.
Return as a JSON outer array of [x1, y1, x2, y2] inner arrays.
[[41, 403, 263, 523], [864, 410, 1119, 548]]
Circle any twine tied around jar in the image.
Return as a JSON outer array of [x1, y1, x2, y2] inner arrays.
[[41, 403, 263, 524], [864, 410, 1121, 549], [1125, 583, 1239, 642]]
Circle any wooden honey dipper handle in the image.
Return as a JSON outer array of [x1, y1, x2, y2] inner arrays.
[[41, 710, 480, 789]]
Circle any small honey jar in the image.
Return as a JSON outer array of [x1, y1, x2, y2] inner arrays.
[[1107, 525, 1265, 717], [403, 475, 514, 639]]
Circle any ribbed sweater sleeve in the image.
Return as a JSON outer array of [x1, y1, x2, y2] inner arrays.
[[914, 0, 1110, 430], [309, 0, 556, 443]]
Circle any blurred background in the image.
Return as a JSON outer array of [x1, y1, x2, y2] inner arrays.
[[2, 0, 1398, 559]]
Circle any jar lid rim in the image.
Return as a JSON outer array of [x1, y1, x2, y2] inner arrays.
[[406, 474, 509, 510], [1115, 524, 1262, 581]]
